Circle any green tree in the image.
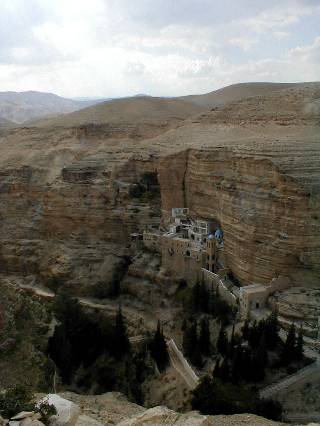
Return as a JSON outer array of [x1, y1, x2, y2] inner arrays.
[[241, 319, 250, 340], [295, 327, 304, 361], [112, 305, 131, 358], [149, 320, 169, 372], [199, 281, 209, 313], [191, 282, 201, 313], [183, 320, 198, 358], [213, 359, 221, 378], [254, 398, 283, 421], [264, 310, 279, 349], [199, 317, 211, 356], [0, 386, 34, 419], [281, 323, 296, 365], [219, 357, 230, 382], [217, 326, 228, 357]]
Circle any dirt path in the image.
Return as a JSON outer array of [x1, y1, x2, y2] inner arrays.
[[166, 339, 199, 389]]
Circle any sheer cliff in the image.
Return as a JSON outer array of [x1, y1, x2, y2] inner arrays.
[[0, 83, 319, 292]]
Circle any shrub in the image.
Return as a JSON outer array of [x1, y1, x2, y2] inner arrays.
[[36, 400, 57, 425], [0, 385, 34, 419]]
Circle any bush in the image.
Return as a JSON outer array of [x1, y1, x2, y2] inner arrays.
[[36, 400, 57, 425], [254, 397, 283, 421], [191, 376, 283, 421], [0, 386, 34, 419], [129, 183, 146, 198]]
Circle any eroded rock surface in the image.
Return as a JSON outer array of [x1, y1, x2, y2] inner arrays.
[[0, 84, 319, 291]]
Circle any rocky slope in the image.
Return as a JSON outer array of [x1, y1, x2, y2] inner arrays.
[[59, 392, 288, 426], [0, 279, 52, 389], [0, 83, 319, 293]]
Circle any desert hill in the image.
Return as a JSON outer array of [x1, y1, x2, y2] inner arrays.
[[0, 90, 102, 124], [28, 82, 313, 131], [0, 116, 15, 129], [193, 82, 320, 124], [0, 81, 319, 293], [30, 95, 206, 127], [180, 82, 301, 108]]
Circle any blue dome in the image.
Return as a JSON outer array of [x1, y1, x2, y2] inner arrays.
[[208, 234, 214, 240], [215, 228, 223, 239]]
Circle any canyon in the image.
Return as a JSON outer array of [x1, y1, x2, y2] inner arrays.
[[0, 83, 319, 293], [0, 81, 320, 425]]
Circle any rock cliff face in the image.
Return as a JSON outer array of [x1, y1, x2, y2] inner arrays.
[[158, 141, 320, 285], [0, 84, 319, 291]]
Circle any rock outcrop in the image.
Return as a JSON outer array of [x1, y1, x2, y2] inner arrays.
[[55, 392, 288, 426], [0, 83, 319, 292]]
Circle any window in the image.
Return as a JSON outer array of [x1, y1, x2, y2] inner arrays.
[[256, 302, 260, 309]]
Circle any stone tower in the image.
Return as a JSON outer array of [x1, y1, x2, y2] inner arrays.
[[206, 234, 217, 272]]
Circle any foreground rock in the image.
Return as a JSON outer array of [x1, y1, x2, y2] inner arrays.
[[38, 394, 80, 426], [60, 392, 288, 426]]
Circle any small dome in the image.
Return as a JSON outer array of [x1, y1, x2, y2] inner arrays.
[[215, 228, 223, 239], [208, 234, 214, 240]]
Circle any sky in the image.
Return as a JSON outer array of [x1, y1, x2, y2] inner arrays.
[[0, 0, 320, 98]]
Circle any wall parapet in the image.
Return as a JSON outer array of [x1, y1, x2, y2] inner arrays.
[[202, 268, 238, 307]]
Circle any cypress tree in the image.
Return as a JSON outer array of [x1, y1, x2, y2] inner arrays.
[[265, 310, 279, 349], [191, 343, 203, 368], [199, 281, 209, 313], [230, 346, 243, 384], [219, 357, 230, 382], [241, 319, 250, 340], [229, 323, 236, 357], [183, 320, 198, 358], [295, 327, 304, 361], [281, 323, 296, 365], [248, 320, 262, 348], [191, 282, 201, 312], [113, 305, 131, 358], [199, 317, 211, 356], [250, 348, 266, 382], [213, 359, 221, 378], [150, 320, 169, 372], [217, 326, 228, 357]]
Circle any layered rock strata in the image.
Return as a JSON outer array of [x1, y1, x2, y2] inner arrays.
[[0, 84, 318, 290]]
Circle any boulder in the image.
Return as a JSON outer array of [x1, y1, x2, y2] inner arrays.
[[38, 395, 80, 426], [20, 419, 45, 426], [11, 411, 34, 420]]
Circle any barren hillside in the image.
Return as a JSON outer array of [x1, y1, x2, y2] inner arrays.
[[0, 91, 101, 123], [0, 116, 15, 129], [180, 82, 300, 108], [0, 83, 319, 294], [31, 96, 205, 128]]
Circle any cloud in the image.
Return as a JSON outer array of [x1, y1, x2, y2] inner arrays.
[[0, 0, 319, 97]]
